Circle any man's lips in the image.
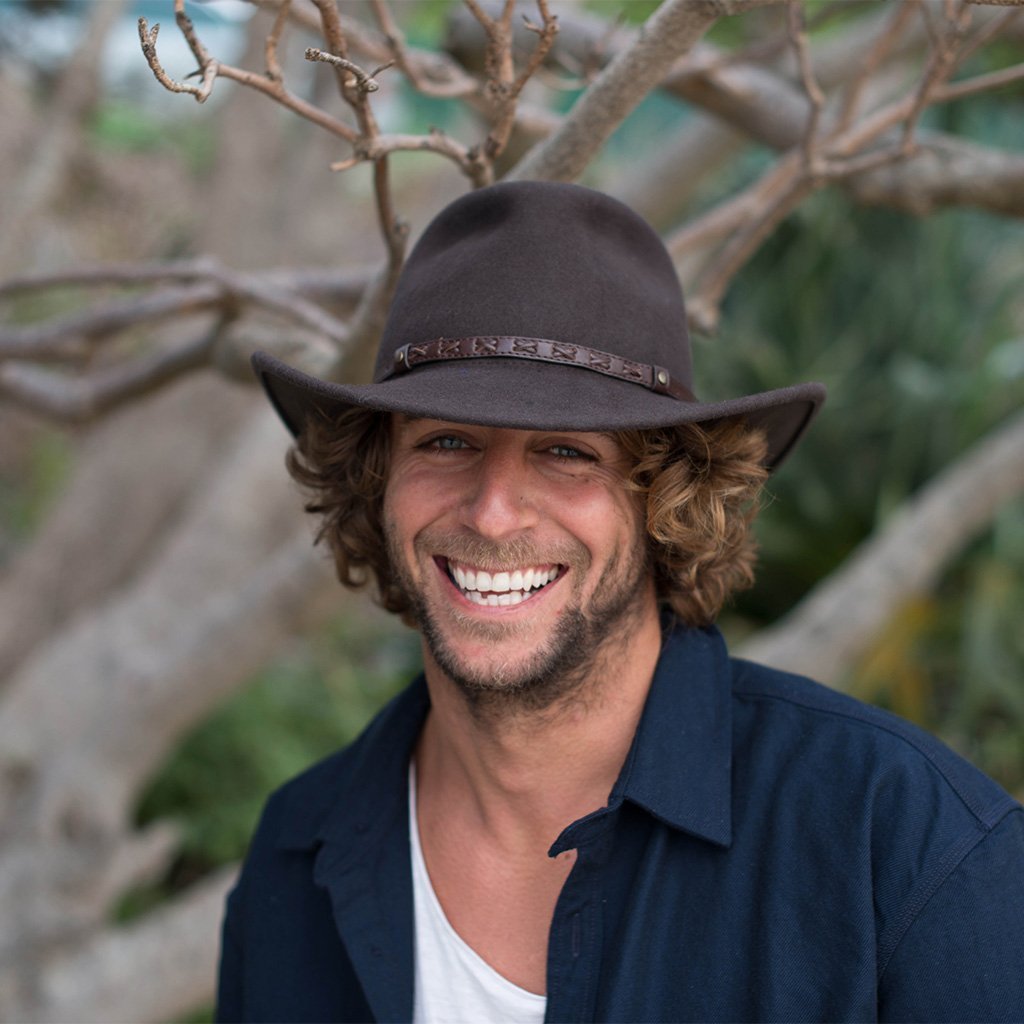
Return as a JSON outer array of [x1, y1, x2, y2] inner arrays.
[[437, 557, 564, 608]]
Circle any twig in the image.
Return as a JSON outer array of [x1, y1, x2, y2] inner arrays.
[[368, 0, 477, 98], [484, 0, 558, 163], [140, 11, 358, 141], [138, 18, 217, 102], [787, 1, 825, 175], [834, 0, 918, 135], [668, 171, 786, 259], [686, 157, 812, 334], [514, 1, 560, 98], [209, 63, 358, 141], [265, 0, 291, 81], [899, 1, 973, 155], [310, 0, 349, 60], [305, 47, 383, 92], [373, 156, 409, 273], [173, 0, 214, 69], [951, 4, 1022, 65], [932, 59, 1024, 102]]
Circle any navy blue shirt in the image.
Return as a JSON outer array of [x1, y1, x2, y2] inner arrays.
[[217, 624, 1024, 1022]]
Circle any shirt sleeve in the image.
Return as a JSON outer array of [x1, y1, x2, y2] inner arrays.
[[215, 879, 245, 1024], [879, 807, 1024, 1023]]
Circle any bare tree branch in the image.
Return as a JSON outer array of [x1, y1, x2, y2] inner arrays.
[[739, 409, 1024, 685], [305, 46, 386, 92], [0, 318, 229, 423], [264, 0, 291, 81], [834, 1, 918, 135], [787, 1, 825, 173], [667, 0, 1021, 330], [139, 7, 360, 142], [138, 16, 218, 102], [510, 0, 780, 182], [0, 375, 255, 683], [0, 261, 373, 303], [0, 283, 223, 361], [847, 132, 1024, 216]]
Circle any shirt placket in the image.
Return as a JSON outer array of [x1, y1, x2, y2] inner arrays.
[[544, 811, 617, 1023]]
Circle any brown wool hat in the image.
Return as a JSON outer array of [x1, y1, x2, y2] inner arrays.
[[253, 181, 825, 469]]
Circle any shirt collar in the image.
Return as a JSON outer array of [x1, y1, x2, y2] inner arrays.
[[609, 622, 733, 848], [273, 676, 430, 853]]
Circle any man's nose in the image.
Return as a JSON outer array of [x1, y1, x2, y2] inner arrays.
[[459, 448, 539, 540]]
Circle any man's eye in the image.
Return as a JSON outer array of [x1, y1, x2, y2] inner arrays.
[[429, 435, 470, 451], [549, 444, 588, 461]]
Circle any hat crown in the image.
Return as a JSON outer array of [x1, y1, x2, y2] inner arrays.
[[375, 181, 693, 388]]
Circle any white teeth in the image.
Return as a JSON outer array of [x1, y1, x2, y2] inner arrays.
[[447, 560, 561, 606]]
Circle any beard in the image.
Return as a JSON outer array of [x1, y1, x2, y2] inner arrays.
[[385, 522, 652, 717]]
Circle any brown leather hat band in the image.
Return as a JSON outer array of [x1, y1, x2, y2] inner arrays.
[[387, 336, 694, 402]]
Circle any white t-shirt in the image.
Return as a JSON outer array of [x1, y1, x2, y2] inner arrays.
[[409, 765, 548, 1024]]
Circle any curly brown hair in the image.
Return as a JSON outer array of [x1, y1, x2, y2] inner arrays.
[[286, 409, 768, 628]]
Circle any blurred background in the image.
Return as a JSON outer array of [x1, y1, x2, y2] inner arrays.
[[0, 0, 1022, 1019]]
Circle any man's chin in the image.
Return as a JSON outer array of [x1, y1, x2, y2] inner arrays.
[[419, 604, 598, 715]]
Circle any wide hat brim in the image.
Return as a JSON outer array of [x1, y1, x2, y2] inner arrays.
[[252, 350, 825, 471]]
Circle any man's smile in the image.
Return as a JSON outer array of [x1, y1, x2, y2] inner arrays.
[[439, 557, 565, 608]]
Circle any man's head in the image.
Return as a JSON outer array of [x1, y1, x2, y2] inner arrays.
[[256, 181, 823, 703], [286, 408, 767, 712]]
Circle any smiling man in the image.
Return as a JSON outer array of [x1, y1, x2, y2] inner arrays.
[[218, 182, 1024, 1023]]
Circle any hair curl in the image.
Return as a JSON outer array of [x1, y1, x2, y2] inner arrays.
[[618, 419, 767, 626], [286, 409, 768, 628]]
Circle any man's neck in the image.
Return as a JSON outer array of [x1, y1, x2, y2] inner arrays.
[[415, 606, 663, 849]]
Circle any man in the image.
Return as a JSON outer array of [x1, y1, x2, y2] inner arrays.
[[218, 182, 1024, 1023]]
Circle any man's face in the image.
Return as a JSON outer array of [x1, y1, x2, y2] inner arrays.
[[383, 416, 659, 712]]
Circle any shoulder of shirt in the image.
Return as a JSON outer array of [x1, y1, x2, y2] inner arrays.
[[728, 656, 1020, 830], [248, 675, 427, 853]]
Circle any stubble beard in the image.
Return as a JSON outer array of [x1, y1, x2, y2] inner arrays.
[[385, 523, 653, 718]]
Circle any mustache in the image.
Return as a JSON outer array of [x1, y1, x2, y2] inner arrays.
[[416, 529, 590, 573]]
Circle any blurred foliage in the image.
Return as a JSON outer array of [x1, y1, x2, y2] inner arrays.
[[90, 101, 218, 174]]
